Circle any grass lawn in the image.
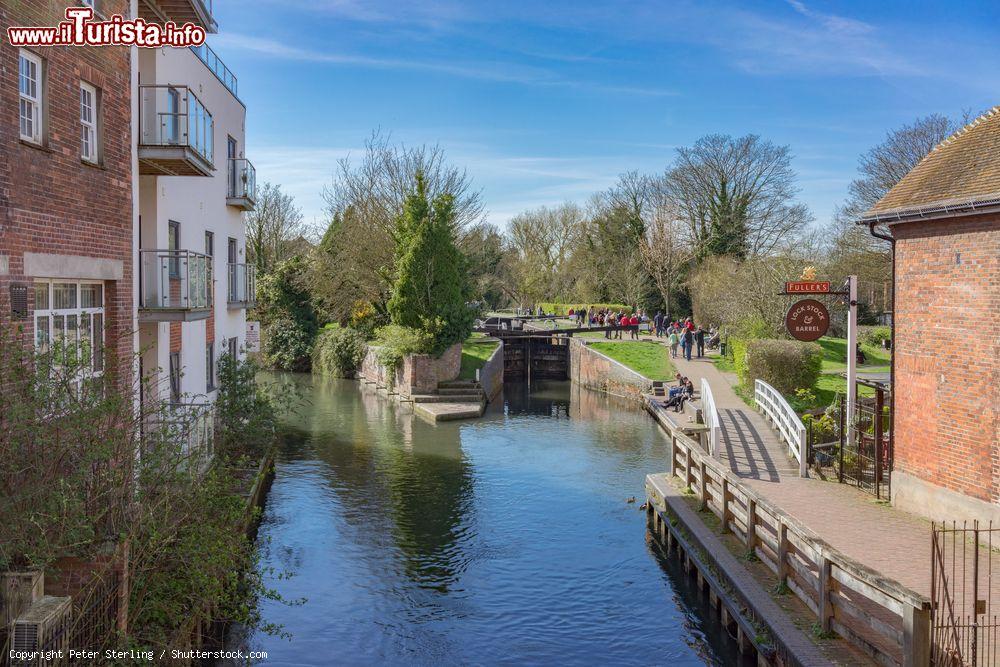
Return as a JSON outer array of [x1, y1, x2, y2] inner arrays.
[[459, 339, 500, 380], [588, 341, 675, 381]]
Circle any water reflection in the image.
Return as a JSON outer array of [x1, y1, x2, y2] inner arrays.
[[243, 375, 744, 666]]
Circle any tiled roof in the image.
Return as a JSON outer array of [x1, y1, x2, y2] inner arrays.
[[863, 106, 1000, 220]]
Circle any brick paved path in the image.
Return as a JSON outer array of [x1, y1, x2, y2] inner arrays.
[[665, 351, 939, 597]]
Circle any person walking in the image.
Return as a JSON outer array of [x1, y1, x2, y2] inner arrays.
[[695, 325, 705, 358], [668, 328, 679, 358], [629, 313, 640, 340], [653, 311, 663, 338], [683, 326, 694, 361], [604, 312, 614, 339], [615, 312, 624, 339]]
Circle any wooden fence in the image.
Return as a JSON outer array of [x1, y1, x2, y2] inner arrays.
[[662, 426, 931, 666], [700, 378, 721, 457]]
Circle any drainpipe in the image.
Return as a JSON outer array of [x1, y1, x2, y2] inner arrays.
[[866, 220, 895, 495]]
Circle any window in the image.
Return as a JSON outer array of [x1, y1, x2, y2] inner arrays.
[[205, 230, 214, 257], [19, 50, 42, 143], [33, 280, 104, 376], [228, 337, 238, 361], [206, 343, 215, 391], [168, 221, 180, 278], [80, 81, 98, 163], [169, 352, 181, 403]]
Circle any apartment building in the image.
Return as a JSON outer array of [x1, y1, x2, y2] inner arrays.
[[135, 13, 256, 410], [1, 0, 254, 419], [0, 0, 134, 380]]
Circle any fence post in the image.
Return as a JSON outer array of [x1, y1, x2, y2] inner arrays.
[[668, 435, 676, 477], [746, 497, 756, 551], [685, 447, 695, 490], [699, 461, 708, 511], [902, 603, 931, 667], [721, 478, 731, 533], [798, 422, 808, 478], [777, 522, 789, 587], [817, 555, 832, 633]]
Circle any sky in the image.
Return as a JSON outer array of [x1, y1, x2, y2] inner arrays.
[[208, 0, 1000, 232]]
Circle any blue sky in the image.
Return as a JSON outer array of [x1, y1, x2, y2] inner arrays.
[[209, 0, 1000, 231]]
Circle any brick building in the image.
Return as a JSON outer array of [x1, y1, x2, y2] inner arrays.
[[0, 0, 253, 426], [0, 0, 135, 378], [861, 108, 1000, 524]]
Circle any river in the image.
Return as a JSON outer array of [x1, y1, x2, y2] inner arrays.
[[238, 374, 747, 666]]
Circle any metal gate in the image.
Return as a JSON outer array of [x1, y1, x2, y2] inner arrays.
[[932, 522, 1000, 665], [838, 383, 892, 499]]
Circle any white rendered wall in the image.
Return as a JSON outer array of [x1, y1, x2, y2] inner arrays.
[[137, 44, 249, 404]]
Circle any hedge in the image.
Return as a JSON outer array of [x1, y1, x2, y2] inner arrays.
[[312, 326, 367, 378], [859, 325, 892, 349], [538, 302, 630, 316], [743, 339, 823, 395]]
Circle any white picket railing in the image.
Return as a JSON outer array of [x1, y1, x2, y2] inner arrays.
[[754, 379, 808, 477], [700, 378, 722, 457]]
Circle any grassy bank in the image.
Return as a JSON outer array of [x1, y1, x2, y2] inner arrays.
[[459, 339, 500, 380], [588, 341, 674, 381]]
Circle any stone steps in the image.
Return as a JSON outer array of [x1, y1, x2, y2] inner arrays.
[[438, 380, 482, 390], [410, 393, 484, 404], [414, 402, 485, 423]]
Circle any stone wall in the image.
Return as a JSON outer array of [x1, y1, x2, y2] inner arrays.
[[478, 339, 504, 401], [359, 342, 462, 398], [569, 338, 652, 400], [890, 213, 1000, 522]]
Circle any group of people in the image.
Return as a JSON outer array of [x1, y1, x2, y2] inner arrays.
[[661, 373, 695, 412], [652, 315, 716, 362], [566, 307, 650, 340]]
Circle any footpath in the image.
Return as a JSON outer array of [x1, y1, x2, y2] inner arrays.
[[667, 349, 935, 599]]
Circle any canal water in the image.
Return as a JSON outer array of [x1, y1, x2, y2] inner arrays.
[[241, 374, 746, 666]]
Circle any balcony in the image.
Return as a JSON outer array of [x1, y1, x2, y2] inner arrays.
[[138, 0, 217, 34], [139, 249, 213, 322], [227, 159, 257, 210], [191, 43, 238, 99], [227, 263, 256, 309], [138, 85, 214, 177]]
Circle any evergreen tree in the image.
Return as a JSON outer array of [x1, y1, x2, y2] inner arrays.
[[388, 173, 473, 354]]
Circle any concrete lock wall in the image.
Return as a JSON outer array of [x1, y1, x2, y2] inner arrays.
[[360, 342, 462, 398], [569, 338, 652, 400], [478, 340, 504, 401]]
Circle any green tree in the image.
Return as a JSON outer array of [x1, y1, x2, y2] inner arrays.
[[387, 175, 473, 354], [257, 256, 319, 370]]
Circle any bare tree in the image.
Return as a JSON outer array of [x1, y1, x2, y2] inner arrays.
[[638, 189, 693, 317], [246, 182, 305, 275], [825, 111, 978, 307], [664, 134, 811, 260], [507, 203, 587, 303], [322, 130, 484, 242]]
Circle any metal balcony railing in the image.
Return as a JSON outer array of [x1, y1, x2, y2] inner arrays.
[[226, 158, 257, 209], [138, 85, 214, 170], [227, 263, 256, 307], [190, 43, 237, 98], [139, 250, 213, 318]]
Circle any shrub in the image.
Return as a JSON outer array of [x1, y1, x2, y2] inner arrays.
[[859, 325, 892, 349], [313, 327, 367, 378], [744, 339, 823, 395], [349, 301, 379, 339], [372, 325, 434, 372], [731, 338, 749, 384], [263, 317, 315, 372]]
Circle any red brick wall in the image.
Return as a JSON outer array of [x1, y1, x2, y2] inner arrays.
[[0, 2, 132, 377], [892, 213, 1000, 503]]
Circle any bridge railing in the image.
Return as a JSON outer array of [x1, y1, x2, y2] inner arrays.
[[700, 378, 722, 457], [754, 379, 807, 477]]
